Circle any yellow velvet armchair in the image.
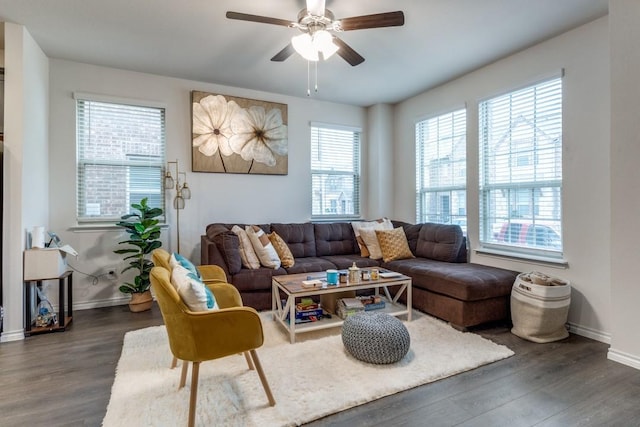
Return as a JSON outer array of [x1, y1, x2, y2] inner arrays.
[[150, 250, 275, 427]]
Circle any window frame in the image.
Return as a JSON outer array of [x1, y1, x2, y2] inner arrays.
[[310, 122, 361, 220], [75, 93, 167, 224], [415, 108, 467, 231], [478, 76, 563, 259]]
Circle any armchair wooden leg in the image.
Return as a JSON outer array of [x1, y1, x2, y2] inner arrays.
[[249, 349, 275, 407], [170, 356, 178, 369], [188, 362, 200, 427], [179, 361, 189, 389], [244, 351, 255, 370]]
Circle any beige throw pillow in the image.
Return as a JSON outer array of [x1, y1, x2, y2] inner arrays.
[[351, 218, 393, 257], [231, 225, 260, 269], [359, 228, 384, 260], [246, 225, 281, 269], [376, 227, 415, 263], [268, 231, 295, 268]]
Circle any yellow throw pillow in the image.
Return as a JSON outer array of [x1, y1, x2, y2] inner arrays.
[[268, 231, 295, 268], [376, 227, 415, 263]]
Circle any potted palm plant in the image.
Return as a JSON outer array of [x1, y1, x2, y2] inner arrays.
[[114, 197, 163, 312]]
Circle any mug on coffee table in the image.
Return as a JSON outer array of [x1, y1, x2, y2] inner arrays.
[[326, 269, 339, 285]]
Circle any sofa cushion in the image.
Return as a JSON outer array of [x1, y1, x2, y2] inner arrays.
[[231, 225, 261, 269], [246, 225, 281, 269], [376, 227, 415, 262], [399, 223, 422, 254], [211, 231, 242, 274], [268, 231, 295, 268], [271, 223, 316, 258], [284, 257, 336, 274], [315, 222, 358, 256], [320, 255, 380, 270], [414, 223, 464, 263], [383, 258, 518, 301], [231, 267, 286, 293]]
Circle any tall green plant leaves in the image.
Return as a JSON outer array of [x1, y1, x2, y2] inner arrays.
[[114, 197, 163, 294]]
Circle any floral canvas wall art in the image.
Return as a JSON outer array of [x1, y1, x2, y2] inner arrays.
[[191, 91, 288, 175]]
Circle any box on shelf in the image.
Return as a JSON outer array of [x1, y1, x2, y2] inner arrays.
[[320, 290, 356, 314], [336, 297, 365, 319], [23, 246, 77, 280], [358, 295, 386, 311]]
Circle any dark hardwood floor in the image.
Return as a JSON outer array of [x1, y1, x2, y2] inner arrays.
[[1, 304, 639, 427]]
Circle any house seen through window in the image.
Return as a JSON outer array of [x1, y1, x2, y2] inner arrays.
[[76, 97, 166, 222], [311, 123, 361, 218]]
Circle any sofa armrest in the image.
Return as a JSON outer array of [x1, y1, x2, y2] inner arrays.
[[201, 234, 231, 278]]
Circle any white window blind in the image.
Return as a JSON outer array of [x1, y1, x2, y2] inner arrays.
[[479, 77, 563, 256], [76, 98, 166, 222], [415, 108, 467, 232], [311, 124, 361, 218]]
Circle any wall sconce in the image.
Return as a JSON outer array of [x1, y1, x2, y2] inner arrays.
[[164, 159, 192, 254]]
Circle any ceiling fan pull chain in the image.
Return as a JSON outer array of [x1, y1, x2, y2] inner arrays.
[[307, 60, 311, 96], [315, 61, 319, 93]]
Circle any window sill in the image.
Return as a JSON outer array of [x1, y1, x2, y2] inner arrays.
[[311, 216, 362, 223], [69, 223, 170, 232], [475, 247, 569, 268]]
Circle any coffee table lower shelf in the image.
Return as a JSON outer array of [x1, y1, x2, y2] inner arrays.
[[271, 272, 412, 343]]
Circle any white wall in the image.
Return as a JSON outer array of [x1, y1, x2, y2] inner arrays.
[[366, 104, 394, 219], [47, 59, 367, 308], [1, 23, 49, 342], [393, 17, 611, 342], [608, 0, 640, 369]]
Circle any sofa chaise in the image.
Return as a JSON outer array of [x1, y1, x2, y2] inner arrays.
[[201, 221, 519, 329]]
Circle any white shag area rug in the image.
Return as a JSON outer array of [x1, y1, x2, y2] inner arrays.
[[103, 312, 513, 427]]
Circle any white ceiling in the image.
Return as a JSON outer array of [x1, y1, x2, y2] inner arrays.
[[0, 0, 608, 107]]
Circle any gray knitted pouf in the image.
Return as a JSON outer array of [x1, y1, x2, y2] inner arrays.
[[341, 312, 410, 364]]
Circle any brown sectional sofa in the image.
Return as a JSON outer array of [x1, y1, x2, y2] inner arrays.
[[201, 221, 519, 329]]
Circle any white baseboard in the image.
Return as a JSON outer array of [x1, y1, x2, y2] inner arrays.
[[71, 296, 130, 311], [607, 348, 640, 370], [0, 329, 26, 342], [567, 322, 611, 344]]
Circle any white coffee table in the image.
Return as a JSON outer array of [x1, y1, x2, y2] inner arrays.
[[271, 270, 412, 343]]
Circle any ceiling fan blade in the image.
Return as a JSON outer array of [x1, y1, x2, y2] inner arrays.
[[339, 11, 405, 31], [333, 37, 365, 66], [226, 11, 293, 27], [306, 0, 326, 16], [271, 43, 296, 62]]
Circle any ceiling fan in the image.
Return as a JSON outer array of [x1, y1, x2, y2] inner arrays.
[[226, 0, 405, 66]]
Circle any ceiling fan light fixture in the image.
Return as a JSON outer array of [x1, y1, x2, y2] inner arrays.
[[292, 33, 319, 61], [313, 30, 339, 59]]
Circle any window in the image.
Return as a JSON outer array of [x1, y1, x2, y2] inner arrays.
[[479, 77, 563, 256], [415, 109, 467, 232], [76, 96, 166, 222], [311, 123, 361, 218]]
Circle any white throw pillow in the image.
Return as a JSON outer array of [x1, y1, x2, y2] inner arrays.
[[231, 225, 261, 269], [352, 218, 393, 257], [169, 252, 201, 279], [170, 265, 219, 312], [359, 228, 385, 260], [245, 225, 281, 269]]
